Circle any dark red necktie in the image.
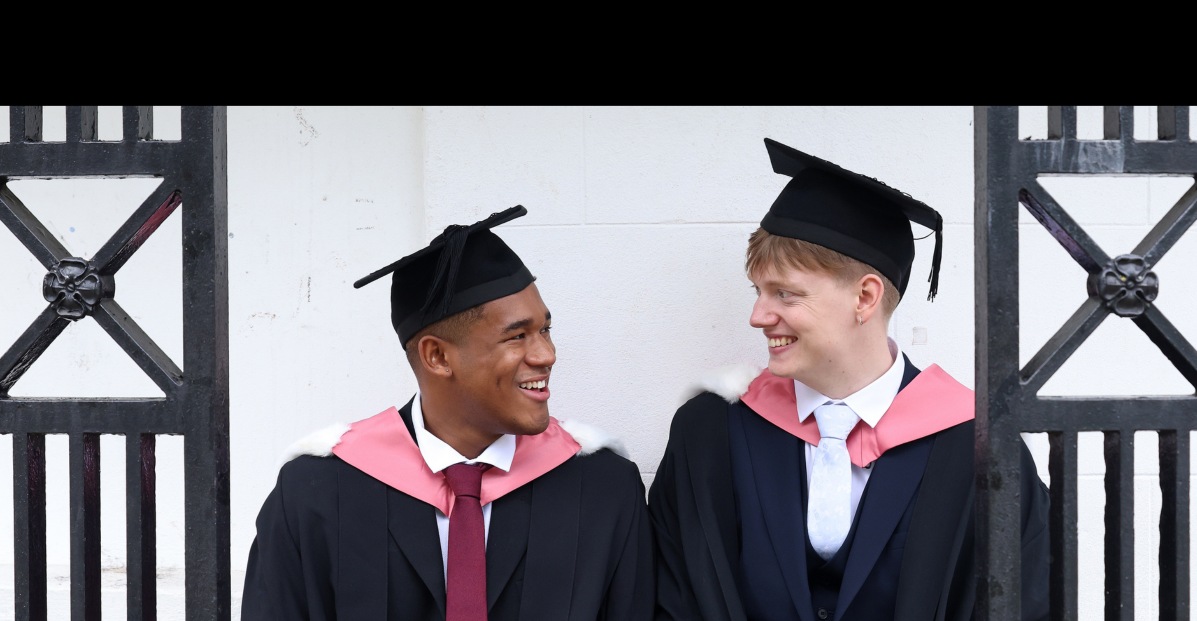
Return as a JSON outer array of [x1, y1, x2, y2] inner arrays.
[[444, 462, 490, 621]]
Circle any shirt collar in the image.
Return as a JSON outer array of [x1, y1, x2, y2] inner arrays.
[[794, 337, 905, 428], [411, 392, 516, 474]]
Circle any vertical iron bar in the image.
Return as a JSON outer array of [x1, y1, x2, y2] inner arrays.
[[1048, 106, 1077, 140], [1103, 430, 1120, 620], [181, 106, 231, 621], [1103, 431, 1135, 620], [1157, 106, 1189, 141], [13, 432, 47, 621], [1158, 107, 1179, 140], [1048, 431, 1078, 620], [69, 433, 101, 620], [1118, 432, 1134, 621], [1157, 430, 1189, 620], [8, 106, 18, 143], [12, 106, 43, 142], [65, 107, 98, 143], [1102, 106, 1123, 140], [974, 105, 1025, 620], [123, 107, 152, 142], [126, 433, 156, 621]]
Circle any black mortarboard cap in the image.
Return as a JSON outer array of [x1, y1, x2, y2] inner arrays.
[[353, 205, 535, 346], [760, 138, 944, 301]]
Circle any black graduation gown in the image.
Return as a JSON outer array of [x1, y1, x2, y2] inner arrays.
[[242, 399, 655, 620], [647, 359, 1051, 621]]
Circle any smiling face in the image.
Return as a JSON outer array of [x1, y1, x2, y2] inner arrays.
[[442, 283, 556, 443], [748, 262, 859, 389]]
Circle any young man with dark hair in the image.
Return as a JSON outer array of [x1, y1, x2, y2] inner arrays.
[[243, 206, 654, 620]]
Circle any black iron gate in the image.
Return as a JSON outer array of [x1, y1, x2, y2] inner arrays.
[[976, 106, 1197, 620], [0, 106, 230, 620]]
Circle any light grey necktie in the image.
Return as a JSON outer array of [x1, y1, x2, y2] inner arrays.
[[808, 402, 860, 560]]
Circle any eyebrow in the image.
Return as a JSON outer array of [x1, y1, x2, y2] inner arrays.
[[502, 311, 551, 334], [755, 274, 806, 289]]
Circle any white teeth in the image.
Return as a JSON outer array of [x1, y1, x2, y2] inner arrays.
[[768, 337, 796, 348], [519, 380, 547, 390]]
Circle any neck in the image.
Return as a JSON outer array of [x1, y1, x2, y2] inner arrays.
[[816, 331, 895, 400], [419, 390, 501, 460]]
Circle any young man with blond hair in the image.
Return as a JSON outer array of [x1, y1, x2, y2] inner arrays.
[[649, 138, 1050, 621]]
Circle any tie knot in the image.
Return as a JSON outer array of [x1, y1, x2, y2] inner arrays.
[[444, 462, 488, 498], [813, 403, 859, 440]]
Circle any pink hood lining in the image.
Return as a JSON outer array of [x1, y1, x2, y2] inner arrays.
[[332, 407, 581, 516], [739, 364, 974, 466]]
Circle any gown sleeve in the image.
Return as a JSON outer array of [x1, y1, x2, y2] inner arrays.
[[1018, 438, 1051, 621], [597, 454, 656, 621], [647, 393, 738, 621], [241, 456, 338, 620]]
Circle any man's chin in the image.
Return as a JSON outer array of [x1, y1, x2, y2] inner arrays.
[[766, 360, 793, 377], [519, 412, 552, 436]]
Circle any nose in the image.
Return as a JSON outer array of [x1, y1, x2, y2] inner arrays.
[[528, 333, 556, 369], [749, 296, 776, 329]]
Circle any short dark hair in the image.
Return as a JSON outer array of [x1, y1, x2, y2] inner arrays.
[[403, 304, 487, 370]]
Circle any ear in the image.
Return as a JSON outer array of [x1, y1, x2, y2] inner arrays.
[[415, 335, 454, 378], [855, 273, 885, 324]]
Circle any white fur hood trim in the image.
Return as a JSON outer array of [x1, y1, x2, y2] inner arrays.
[[682, 363, 764, 405], [559, 418, 629, 459], [278, 419, 629, 462], [281, 423, 350, 463]]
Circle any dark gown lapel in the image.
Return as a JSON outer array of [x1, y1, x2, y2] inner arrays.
[[387, 486, 447, 614], [486, 483, 532, 611], [518, 460, 582, 618], [836, 435, 932, 612], [690, 403, 744, 619], [837, 357, 931, 613], [741, 408, 815, 620], [386, 400, 447, 614], [894, 420, 975, 621]]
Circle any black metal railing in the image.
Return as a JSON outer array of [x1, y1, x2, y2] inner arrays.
[[0, 106, 229, 620], [976, 106, 1197, 620]]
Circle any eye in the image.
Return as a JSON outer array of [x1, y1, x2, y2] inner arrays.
[[777, 290, 792, 299], [541, 325, 552, 335]]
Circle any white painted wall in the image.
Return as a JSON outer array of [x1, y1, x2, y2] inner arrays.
[[0, 106, 1194, 619]]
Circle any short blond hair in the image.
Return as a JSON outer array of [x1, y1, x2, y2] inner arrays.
[[746, 227, 900, 316]]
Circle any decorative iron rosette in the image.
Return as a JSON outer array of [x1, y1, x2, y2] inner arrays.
[[1086, 254, 1158, 318], [42, 257, 115, 321]]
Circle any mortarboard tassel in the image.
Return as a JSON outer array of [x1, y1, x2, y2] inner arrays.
[[926, 214, 943, 302]]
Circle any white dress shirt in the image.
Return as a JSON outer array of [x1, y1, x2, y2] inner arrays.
[[411, 393, 516, 578], [792, 337, 905, 523]]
